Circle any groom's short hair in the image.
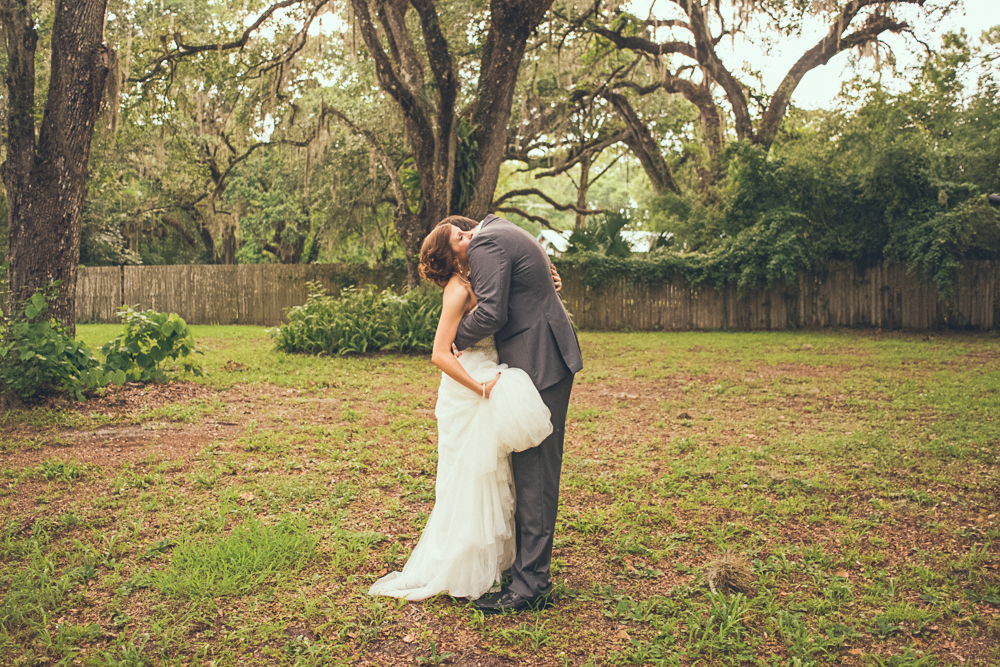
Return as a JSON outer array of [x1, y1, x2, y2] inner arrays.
[[437, 215, 478, 231]]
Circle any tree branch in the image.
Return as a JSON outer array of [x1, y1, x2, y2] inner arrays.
[[756, 2, 921, 149], [324, 104, 411, 215], [532, 130, 630, 178], [603, 91, 680, 194], [493, 188, 609, 216], [131, 0, 328, 84], [495, 205, 557, 229], [591, 25, 696, 60], [212, 107, 330, 198], [159, 213, 198, 247]]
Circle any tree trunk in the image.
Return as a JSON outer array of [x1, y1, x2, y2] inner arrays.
[[606, 92, 680, 196], [1, 0, 112, 335], [338, 0, 554, 284], [464, 0, 556, 220], [575, 153, 591, 229]]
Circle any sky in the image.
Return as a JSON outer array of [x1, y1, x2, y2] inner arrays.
[[635, 0, 999, 109]]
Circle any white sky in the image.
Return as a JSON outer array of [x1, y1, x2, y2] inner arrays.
[[635, 0, 999, 109]]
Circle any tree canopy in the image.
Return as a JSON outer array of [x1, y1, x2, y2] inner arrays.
[[1, 0, 997, 306]]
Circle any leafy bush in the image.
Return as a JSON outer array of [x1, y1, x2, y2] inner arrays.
[[566, 211, 634, 257], [273, 282, 442, 355], [383, 286, 444, 352], [0, 292, 205, 401], [0, 290, 104, 400], [554, 210, 813, 294], [100, 307, 203, 383]]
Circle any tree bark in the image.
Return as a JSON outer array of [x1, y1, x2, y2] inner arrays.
[[465, 0, 556, 221], [342, 0, 553, 285], [605, 92, 680, 196], [1, 0, 112, 335], [575, 152, 591, 230]]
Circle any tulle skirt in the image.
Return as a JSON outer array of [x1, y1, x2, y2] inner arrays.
[[368, 339, 552, 600]]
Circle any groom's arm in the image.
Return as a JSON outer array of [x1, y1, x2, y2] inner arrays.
[[453, 237, 511, 350]]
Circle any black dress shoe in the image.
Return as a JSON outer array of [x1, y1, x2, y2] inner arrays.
[[475, 588, 553, 614]]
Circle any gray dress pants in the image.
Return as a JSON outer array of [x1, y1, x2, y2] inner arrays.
[[508, 373, 574, 598]]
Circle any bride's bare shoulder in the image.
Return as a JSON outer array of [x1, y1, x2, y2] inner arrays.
[[442, 275, 471, 302]]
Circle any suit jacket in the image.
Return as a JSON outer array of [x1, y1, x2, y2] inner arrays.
[[454, 214, 583, 391]]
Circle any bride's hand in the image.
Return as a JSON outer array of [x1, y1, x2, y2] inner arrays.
[[482, 372, 501, 398], [550, 265, 562, 292]]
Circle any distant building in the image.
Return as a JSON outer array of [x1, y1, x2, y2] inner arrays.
[[536, 229, 666, 256]]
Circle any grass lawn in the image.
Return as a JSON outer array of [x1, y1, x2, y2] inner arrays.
[[1, 326, 999, 666]]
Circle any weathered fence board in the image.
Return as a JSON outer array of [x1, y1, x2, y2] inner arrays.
[[76, 266, 121, 323], [556, 260, 997, 331], [77, 260, 997, 330], [90, 264, 408, 326]]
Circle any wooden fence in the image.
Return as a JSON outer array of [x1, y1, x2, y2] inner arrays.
[[75, 260, 999, 330], [76, 264, 408, 326], [557, 260, 997, 331]]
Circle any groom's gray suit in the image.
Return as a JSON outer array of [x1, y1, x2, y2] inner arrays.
[[454, 214, 583, 599]]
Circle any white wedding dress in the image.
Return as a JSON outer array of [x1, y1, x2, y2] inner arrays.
[[368, 336, 552, 600]]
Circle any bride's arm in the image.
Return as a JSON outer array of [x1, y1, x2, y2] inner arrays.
[[431, 279, 501, 398]]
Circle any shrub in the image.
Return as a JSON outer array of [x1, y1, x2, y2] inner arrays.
[[273, 282, 442, 355], [100, 307, 203, 383], [0, 289, 203, 401], [0, 289, 104, 400], [566, 211, 633, 257]]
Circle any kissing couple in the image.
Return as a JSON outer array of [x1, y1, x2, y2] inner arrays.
[[369, 213, 583, 614]]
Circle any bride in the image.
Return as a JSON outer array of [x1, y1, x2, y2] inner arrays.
[[368, 217, 556, 601]]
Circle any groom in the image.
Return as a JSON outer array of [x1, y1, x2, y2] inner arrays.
[[446, 213, 583, 613]]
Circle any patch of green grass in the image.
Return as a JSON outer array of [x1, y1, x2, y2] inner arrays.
[[142, 515, 317, 598], [33, 458, 92, 483]]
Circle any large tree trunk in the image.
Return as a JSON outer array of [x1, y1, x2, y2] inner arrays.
[[464, 0, 556, 221], [1, 0, 112, 335], [342, 0, 553, 286]]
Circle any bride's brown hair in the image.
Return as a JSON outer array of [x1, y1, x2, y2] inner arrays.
[[419, 216, 478, 287]]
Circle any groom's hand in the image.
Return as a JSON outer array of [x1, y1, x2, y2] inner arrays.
[[452, 343, 463, 358]]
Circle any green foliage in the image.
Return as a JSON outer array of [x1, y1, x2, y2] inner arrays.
[[451, 118, 479, 212], [893, 197, 1000, 295], [100, 307, 204, 384], [273, 282, 442, 355], [566, 210, 634, 258], [227, 149, 314, 264], [0, 290, 205, 401], [0, 288, 104, 400], [555, 207, 812, 292]]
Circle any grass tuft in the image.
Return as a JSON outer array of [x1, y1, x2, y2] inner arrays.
[[145, 515, 317, 598], [702, 549, 756, 595]]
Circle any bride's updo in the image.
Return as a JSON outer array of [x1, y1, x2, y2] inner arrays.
[[419, 216, 478, 287]]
